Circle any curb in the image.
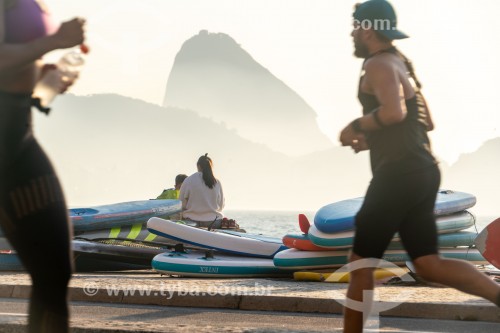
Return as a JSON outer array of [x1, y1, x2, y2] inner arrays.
[[2, 284, 499, 323]]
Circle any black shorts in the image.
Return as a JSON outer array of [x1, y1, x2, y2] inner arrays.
[[352, 164, 441, 260]]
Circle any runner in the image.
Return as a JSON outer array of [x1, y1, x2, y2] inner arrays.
[[0, 1, 86, 331], [339, 1, 500, 332]]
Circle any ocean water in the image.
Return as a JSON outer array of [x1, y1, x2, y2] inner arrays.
[[225, 210, 313, 238], [225, 210, 496, 239]]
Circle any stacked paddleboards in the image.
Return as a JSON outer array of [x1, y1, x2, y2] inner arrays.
[[147, 217, 290, 277], [276, 190, 489, 270], [69, 199, 200, 272], [0, 199, 184, 272]]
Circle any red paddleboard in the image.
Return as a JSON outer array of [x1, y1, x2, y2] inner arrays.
[[283, 214, 331, 251], [299, 214, 311, 233], [282, 234, 331, 251], [474, 218, 500, 269]]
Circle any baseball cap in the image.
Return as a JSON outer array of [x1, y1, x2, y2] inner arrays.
[[353, 0, 409, 40]]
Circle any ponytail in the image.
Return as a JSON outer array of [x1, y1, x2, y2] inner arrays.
[[393, 48, 422, 90], [197, 154, 217, 189]]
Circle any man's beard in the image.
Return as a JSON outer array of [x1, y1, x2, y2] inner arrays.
[[354, 40, 370, 58]]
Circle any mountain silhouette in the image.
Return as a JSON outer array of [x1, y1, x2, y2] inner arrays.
[[162, 30, 333, 156], [34, 94, 498, 215], [34, 94, 370, 211], [444, 137, 500, 215]]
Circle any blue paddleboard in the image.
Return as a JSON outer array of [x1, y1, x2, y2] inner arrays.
[[314, 190, 476, 234], [309, 211, 476, 249], [70, 199, 181, 232], [0, 253, 24, 271]]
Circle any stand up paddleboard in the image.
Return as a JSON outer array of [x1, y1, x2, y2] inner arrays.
[[72, 239, 170, 267], [282, 233, 329, 251], [284, 212, 476, 251], [293, 269, 399, 283], [147, 217, 287, 258], [0, 253, 24, 271], [70, 199, 181, 232], [474, 218, 500, 270], [274, 248, 488, 270], [74, 222, 182, 246], [285, 229, 478, 252], [0, 237, 13, 251], [309, 211, 475, 249], [152, 249, 290, 278], [314, 190, 476, 233], [1, 239, 191, 272]]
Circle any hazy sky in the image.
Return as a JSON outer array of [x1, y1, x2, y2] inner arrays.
[[46, 0, 500, 164]]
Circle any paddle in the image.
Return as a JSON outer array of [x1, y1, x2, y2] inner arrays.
[[473, 217, 500, 270], [298, 214, 311, 234]]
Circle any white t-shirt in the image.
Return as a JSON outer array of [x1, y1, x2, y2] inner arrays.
[[179, 172, 225, 222]]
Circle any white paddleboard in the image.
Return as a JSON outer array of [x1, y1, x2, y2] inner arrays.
[[147, 217, 287, 258], [152, 249, 290, 277]]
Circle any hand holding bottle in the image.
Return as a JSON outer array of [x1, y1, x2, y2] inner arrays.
[[33, 45, 90, 108]]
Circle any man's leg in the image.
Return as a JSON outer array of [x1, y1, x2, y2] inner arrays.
[[344, 252, 376, 333], [413, 254, 500, 305], [344, 173, 406, 333]]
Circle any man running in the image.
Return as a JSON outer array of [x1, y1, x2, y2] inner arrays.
[[339, 1, 500, 332]]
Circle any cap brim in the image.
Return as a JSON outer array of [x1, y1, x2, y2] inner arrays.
[[378, 29, 409, 40]]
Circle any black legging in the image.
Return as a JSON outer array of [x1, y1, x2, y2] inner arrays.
[[0, 91, 72, 333]]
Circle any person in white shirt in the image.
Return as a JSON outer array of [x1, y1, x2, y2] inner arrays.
[[179, 154, 225, 227]]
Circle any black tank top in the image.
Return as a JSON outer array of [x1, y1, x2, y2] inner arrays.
[[358, 48, 437, 176]]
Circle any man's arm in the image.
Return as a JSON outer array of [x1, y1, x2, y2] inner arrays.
[[358, 58, 407, 131], [339, 58, 406, 147]]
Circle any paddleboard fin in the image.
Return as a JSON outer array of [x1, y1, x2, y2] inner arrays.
[[205, 249, 215, 259], [298, 214, 311, 234], [174, 243, 187, 253]]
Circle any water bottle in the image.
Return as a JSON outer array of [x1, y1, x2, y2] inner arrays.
[[34, 45, 88, 108]]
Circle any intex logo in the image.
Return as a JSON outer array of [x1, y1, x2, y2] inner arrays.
[[199, 266, 219, 273]]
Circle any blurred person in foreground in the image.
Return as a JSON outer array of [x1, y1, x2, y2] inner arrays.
[[0, 0, 87, 331]]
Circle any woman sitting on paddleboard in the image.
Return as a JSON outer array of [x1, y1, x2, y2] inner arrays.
[[179, 154, 225, 228]]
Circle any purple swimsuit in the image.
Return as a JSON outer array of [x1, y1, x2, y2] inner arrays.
[[4, 0, 57, 43]]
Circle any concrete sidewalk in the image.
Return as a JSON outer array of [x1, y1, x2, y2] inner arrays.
[[0, 309, 284, 333], [0, 270, 499, 325]]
